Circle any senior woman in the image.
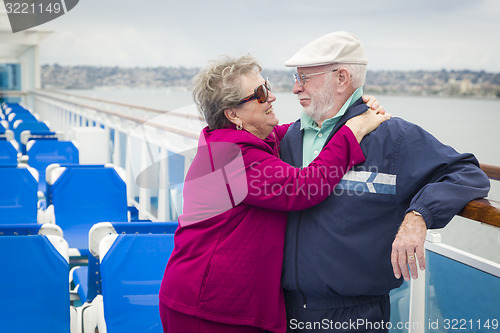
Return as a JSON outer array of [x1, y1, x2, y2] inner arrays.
[[159, 55, 390, 333]]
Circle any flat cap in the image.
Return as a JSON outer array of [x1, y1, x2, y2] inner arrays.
[[285, 31, 367, 67]]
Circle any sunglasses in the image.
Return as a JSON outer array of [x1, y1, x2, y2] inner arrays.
[[237, 78, 272, 106]]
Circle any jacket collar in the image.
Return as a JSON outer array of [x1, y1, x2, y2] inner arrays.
[[284, 96, 368, 167], [287, 120, 304, 168], [325, 96, 369, 144]]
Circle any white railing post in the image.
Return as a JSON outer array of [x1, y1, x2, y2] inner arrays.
[[157, 148, 171, 221], [112, 130, 121, 167], [408, 231, 440, 333], [138, 139, 151, 219]]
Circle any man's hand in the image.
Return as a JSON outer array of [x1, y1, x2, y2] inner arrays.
[[391, 211, 427, 281]]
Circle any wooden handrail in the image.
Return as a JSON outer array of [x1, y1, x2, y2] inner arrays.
[[0, 90, 28, 97], [459, 199, 500, 228], [480, 163, 500, 181], [457, 164, 500, 227]]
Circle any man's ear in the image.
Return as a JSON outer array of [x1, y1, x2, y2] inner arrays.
[[336, 68, 352, 92], [224, 108, 239, 125]]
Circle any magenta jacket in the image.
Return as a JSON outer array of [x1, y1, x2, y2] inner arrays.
[[159, 123, 364, 332]]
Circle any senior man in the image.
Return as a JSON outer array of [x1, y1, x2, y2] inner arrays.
[[279, 31, 490, 332]]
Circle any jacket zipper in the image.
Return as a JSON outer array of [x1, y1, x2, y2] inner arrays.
[[291, 104, 363, 309], [294, 211, 307, 308]]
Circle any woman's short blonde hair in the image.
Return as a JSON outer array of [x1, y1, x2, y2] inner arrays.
[[192, 55, 262, 130]]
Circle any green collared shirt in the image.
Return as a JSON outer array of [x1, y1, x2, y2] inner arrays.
[[301, 87, 363, 166]]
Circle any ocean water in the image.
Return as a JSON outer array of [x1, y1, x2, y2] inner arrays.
[[68, 88, 500, 263]]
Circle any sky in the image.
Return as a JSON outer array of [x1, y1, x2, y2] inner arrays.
[[13, 0, 500, 71]]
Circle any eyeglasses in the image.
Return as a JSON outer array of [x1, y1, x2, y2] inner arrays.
[[237, 78, 272, 106], [293, 69, 339, 86]]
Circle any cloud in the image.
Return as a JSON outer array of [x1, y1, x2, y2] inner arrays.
[[42, 27, 163, 66], [38, 0, 500, 71]]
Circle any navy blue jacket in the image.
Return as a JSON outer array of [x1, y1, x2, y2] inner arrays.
[[280, 97, 490, 300]]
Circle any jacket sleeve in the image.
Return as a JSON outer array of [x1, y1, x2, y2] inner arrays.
[[396, 123, 490, 229], [242, 125, 365, 211], [274, 123, 293, 142]]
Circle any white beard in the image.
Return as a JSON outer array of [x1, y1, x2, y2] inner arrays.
[[302, 77, 335, 122]]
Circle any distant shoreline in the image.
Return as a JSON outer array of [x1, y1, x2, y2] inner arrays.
[[42, 65, 500, 99]]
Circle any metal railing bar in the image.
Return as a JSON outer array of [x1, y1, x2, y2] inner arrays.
[[33, 92, 200, 139], [425, 240, 500, 277], [40, 89, 204, 121]]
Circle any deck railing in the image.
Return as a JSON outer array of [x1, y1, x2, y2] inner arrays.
[[29, 89, 500, 226], [31, 90, 201, 139], [406, 168, 500, 333]]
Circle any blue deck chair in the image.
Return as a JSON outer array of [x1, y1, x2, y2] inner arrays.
[[6, 106, 31, 116], [72, 221, 178, 304], [81, 221, 176, 333], [8, 111, 37, 129], [27, 140, 79, 194], [0, 127, 13, 137], [21, 131, 61, 163], [0, 224, 71, 333], [14, 121, 51, 153], [0, 165, 38, 224], [0, 121, 9, 132], [14, 122, 52, 153], [0, 139, 18, 166], [5, 103, 29, 112], [21, 130, 60, 147], [49, 165, 128, 256], [2, 102, 27, 114]]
